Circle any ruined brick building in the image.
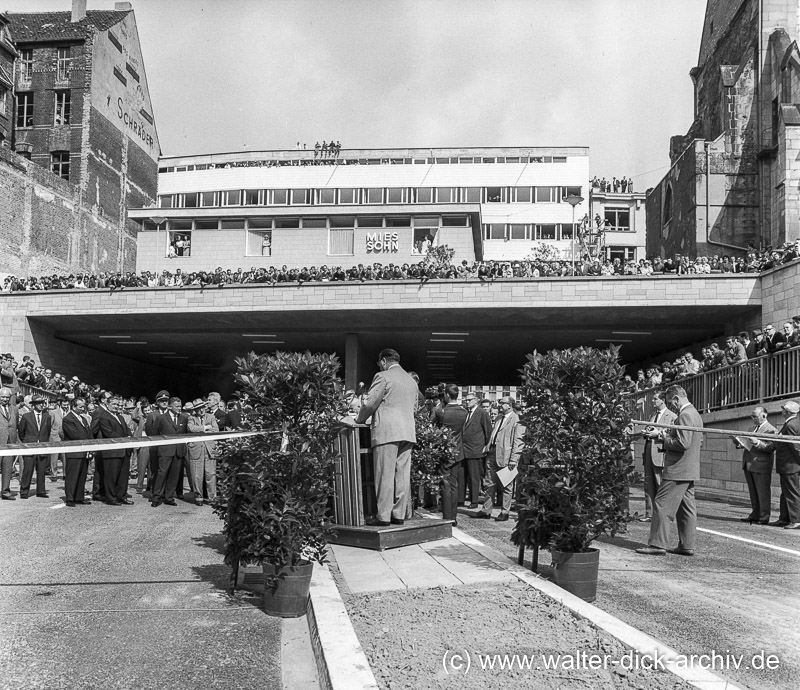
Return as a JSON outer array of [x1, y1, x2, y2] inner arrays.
[[0, 1, 158, 276], [647, 0, 800, 259]]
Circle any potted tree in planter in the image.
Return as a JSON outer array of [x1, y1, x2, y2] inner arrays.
[[214, 350, 346, 617], [511, 346, 632, 602]]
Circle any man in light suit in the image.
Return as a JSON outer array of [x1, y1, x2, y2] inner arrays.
[[636, 391, 676, 521], [736, 406, 776, 524], [17, 394, 52, 499], [0, 387, 18, 499], [90, 391, 113, 501], [768, 400, 800, 529], [152, 397, 189, 507], [61, 396, 93, 506], [356, 348, 418, 526], [48, 396, 70, 481], [475, 396, 525, 522], [461, 390, 492, 508], [637, 385, 702, 556]]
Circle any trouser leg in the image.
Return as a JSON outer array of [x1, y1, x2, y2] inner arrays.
[[394, 441, 413, 521], [649, 479, 691, 549], [482, 453, 498, 514], [92, 452, 105, 499], [751, 471, 772, 521], [464, 457, 481, 503], [34, 455, 46, 494], [104, 457, 122, 501], [373, 443, 398, 522], [674, 482, 697, 550], [76, 457, 88, 501], [441, 462, 460, 521], [779, 472, 800, 523], [137, 448, 148, 490], [456, 461, 466, 504], [20, 455, 34, 495], [1, 455, 13, 494], [153, 456, 173, 501], [148, 447, 159, 492], [743, 469, 760, 519], [64, 457, 81, 502], [165, 455, 183, 501], [117, 453, 130, 500], [205, 453, 217, 500]]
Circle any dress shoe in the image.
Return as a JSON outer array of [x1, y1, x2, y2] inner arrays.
[[77, 500, 92, 505], [120, 499, 134, 505], [365, 518, 390, 526], [195, 499, 204, 506], [66, 501, 76, 507], [390, 517, 405, 525], [124, 493, 132, 499], [667, 547, 695, 556], [783, 523, 800, 530], [151, 499, 163, 507], [468, 503, 480, 509], [635, 546, 667, 555], [739, 516, 758, 523], [105, 500, 122, 506], [757, 519, 770, 525], [472, 511, 492, 519], [494, 512, 509, 522], [36, 493, 49, 498], [164, 499, 177, 506], [1, 493, 15, 501], [769, 520, 789, 527], [19, 494, 29, 499]]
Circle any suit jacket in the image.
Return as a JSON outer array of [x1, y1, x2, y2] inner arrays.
[[741, 420, 776, 473], [488, 410, 525, 468], [154, 411, 189, 458], [187, 411, 220, 459], [144, 408, 166, 437], [771, 416, 800, 475], [356, 364, 418, 446], [18, 410, 52, 444], [434, 403, 468, 465], [743, 341, 757, 360], [49, 406, 67, 442], [461, 407, 492, 458], [764, 331, 787, 354], [95, 410, 131, 459], [642, 406, 677, 469], [0, 403, 18, 444], [661, 402, 702, 481], [61, 409, 93, 459]]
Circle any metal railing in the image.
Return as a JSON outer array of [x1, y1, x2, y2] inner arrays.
[[633, 347, 800, 418]]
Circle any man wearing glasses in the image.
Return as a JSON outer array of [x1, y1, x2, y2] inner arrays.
[[758, 324, 786, 355], [461, 392, 492, 508]]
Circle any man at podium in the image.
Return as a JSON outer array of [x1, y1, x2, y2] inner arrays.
[[356, 348, 418, 526]]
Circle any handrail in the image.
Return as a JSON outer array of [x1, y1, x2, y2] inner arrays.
[[631, 347, 800, 417]]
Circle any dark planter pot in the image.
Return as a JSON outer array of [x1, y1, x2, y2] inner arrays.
[[262, 560, 313, 618], [550, 548, 599, 602]]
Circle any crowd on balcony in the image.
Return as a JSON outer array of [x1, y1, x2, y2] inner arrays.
[[629, 318, 800, 392], [591, 176, 634, 193]]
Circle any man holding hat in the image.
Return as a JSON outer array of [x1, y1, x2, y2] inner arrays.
[[769, 401, 800, 529], [17, 395, 52, 498], [143, 390, 170, 494]]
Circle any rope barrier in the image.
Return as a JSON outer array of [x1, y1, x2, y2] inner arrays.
[[631, 419, 800, 444]]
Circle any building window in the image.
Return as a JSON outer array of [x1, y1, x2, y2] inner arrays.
[[200, 191, 217, 207], [441, 216, 467, 226], [386, 187, 407, 203], [513, 187, 532, 202], [485, 187, 502, 202], [50, 151, 70, 180], [463, 187, 481, 203], [195, 220, 218, 230], [271, 189, 288, 205], [167, 225, 192, 258], [221, 190, 241, 206], [509, 224, 528, 240], [663, 185, 673, 226], [329, 228, 354, 255], [57, 47, 71, 81], [338, 188, 357, 204], [365, 188, 383, 204], [16, 92, 34, 128], [561, 186, 582, 201], [247, 219, 272, 256], [604, 208, 631, 231], [413, 218, 439, 254], [184, 193, 199, 208], [158, 195, 173, 208], [607, 246, 635, 262], [436, 187, 457, 203], [535, 187, 558, 203], [414, 187, 433, 203], [243, 189, 261, 205], [318, 188, 335, 204], [357, 216, 383, 228], [0, 87, 6, 116], [19, 48, 33, 81], [535, 224, 557, 240], [54, 90, 71, 125], [291, 189, 311, 205], [561, 223, 576, 240], [485, 223, 505, 240]]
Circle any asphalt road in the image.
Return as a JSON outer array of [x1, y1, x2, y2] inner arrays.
[[0, 481, 282, 690], [456, 489, 800, 690]]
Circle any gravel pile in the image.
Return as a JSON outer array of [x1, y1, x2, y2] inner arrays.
[[341, 579, 692, 690]]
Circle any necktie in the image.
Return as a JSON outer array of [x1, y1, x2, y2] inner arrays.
[[489, 416, 504, 447], [1, 406, 7, 418], [172, 413, 178, 425], [36, 413, 41, 427]]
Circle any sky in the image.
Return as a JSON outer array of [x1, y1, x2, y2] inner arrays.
[[4, 0, 708, 191]]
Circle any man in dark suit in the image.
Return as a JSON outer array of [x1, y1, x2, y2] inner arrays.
[[95, 395, 132, 505], [207, 391, 230, 431], [17, 394, 52, 499], [152, 397, 189, 507], [738, 331, 757, 360], [61, 396, 93, 507], [736, 406, 776, 524], [768, 401, 800, 529], [90, 391, 113, 501], [461, 390, 491, 508], [434, 384, 468, 526], [759, 324, 786, 355], [637, 385, 702, 556], [143, 390, 170, 493], [0, 387, 18, 499]]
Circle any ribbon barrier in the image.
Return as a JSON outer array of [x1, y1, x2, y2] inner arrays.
[[631, 419, 800, 445], [0, 430, 267, 458]]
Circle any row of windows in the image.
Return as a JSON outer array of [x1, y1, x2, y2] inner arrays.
[[159, 155, 571, 173], [17, 47, 71, 82], [158, 185, 584, 208], [16, 91, 71, 128], [145, 215, 470, 232], [483, 223, 577, 241]]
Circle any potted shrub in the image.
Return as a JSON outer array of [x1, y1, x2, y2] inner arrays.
[[410, 405, 457, 510], [214, 350, 346, 617], [511, 346, 632, 602]]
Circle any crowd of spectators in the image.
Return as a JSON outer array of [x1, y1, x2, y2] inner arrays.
[[3, 243, 800, 293], [591, 176, 633, 193]]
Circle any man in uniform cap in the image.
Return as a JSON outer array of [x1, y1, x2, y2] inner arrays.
[[143, 390, 170, 494]]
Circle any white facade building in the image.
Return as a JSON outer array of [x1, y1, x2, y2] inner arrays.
[[129, 146, 590, 271]]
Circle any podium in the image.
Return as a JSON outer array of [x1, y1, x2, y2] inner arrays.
[[330, 424, 452, 550]]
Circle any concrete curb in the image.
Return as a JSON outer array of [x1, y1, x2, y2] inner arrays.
[[452, 527, 745, 690], [307, 561, 379, 690]]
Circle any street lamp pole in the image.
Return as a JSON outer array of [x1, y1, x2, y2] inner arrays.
[[149, 216, 166, 282], [565, 194, 584, 275]]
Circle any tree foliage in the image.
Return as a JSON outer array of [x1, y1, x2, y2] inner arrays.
[[214, 351, 346, 578], [409, 407, 455, 503], [511, 346, 632, 553]]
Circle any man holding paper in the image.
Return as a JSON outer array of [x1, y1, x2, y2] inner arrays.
[[636, 391, 676, 521], [474, 396, 525, 522], [735, 407, 776, 525]]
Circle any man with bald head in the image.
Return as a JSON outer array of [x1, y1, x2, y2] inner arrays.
[[769, 401, 800, 529], [737, 406, 776, 524]]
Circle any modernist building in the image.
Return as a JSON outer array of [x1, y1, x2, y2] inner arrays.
[[1, 1, 159, 274], [129, 147, 591, 270], [589, 186, 647, 263], [647, 0, 800, 259]]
